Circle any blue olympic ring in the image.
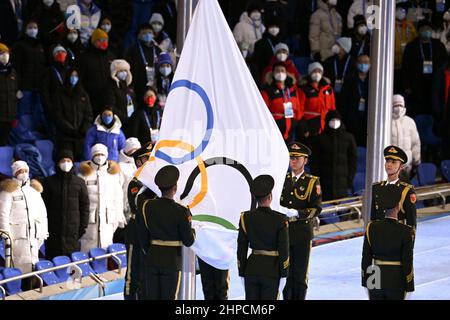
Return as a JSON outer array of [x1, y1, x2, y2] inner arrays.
[[155, 79, 214, 165]]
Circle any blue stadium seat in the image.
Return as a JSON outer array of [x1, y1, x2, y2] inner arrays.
[[35, 140, 55, 175], [319, 204, 340, 224], [0, 272, 4, 299], [39, 243, 46, 259], [35, 260, 60, 286], [410, 176, 420, 187], [0, 146, 14, 176], [417, 163, 437, 186], [415, 115, 442, 146], [71, 252, 95, 277], [353, 172, 366, 195], [293, 56, 312, 76], [107, 243, 127, 268], [19, 115, 37, 132], [74, 162, 81, 174], [357, 147, 367, 173], [441, 160, 450, 182], [52, 256, 72, 282], [0, 238, 5, 260], [1, 268, 23, 295], [89, 248, 108, 274]]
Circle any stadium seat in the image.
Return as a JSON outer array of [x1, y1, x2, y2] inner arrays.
[[0, 272, 4, 299], [417, 163, 437, 186], [107, 243, 127, 269], [0, 238, 5, 260], [74, 162, 81, 174], [415, 115, 442, 146], [89, 248, 108, 274], [1, 268, 23, 295], [0, 146, 14, 176], [410, 176, 420, 188], [353, 172, 366, 195], [357, 147, 367, 173], [39, 243, 46, 259], [35, 140, 55, 175], [441, 160, 450, 182], [319, 204, 340, 224], [19, 115, 37, 132], [71, 252, 95, 277], [35, 260, 60, 286], [52, 256, 72, 282]]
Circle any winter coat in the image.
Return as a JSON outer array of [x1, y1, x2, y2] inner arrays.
[[61, 35, 85, 68], [252, 32, 281, 83], [42, 61, 71, 120], [0, 64, 18, 122], [42, 167, 90, 259], [105, 79, 136, 135], [84, 115, 126, 162], [310, 115, 357, 201], [30, 2, 65, 48], [395, 20, 417, 69], [0, 178, 48, 273], [233, 12, 266, 56], [128, 106, 162, 145], [350, 33, 371, 59], [391, 112, 421, 173], [119, 150, 137, 222], [323, 53, 357, 92], [77, 0, 102, 46], [261, 56, 301, 86], [309, 0, 343, 62], [347, 0, 373, 29], [78, 160, 124, 252]]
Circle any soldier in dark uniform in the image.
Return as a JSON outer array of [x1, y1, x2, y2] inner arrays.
[[198, 258, 230, 300], [137, 165, 196, 300], [371, 146, 417, 233], [237, 175, 289, 300], [280, 142, 322, 300], [123, 143, 155, 300], [362, 184, 415, 300]]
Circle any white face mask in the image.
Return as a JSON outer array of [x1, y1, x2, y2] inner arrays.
[[101, 24, 112, 33], [242, 50, 248, 58], [274, 72, 287, 82], [16, 172, 29, 182], [332, 44, 341, 55], [43, 0, 54, 7], [59, 161, 73, 173], [393, 106, 406, 119], [268, 27, 280, 37], [329, 119, 341, 129], [0, 53, 10, 65], [250, 11, 262, 21], [328, 0, 337, 6], [93, 155, 107, 166], [152, 23, 163, 33], [67, 33, 78, 43], [358, 25, 368, 35], [159, 66, 172, 77], [396, 9, 406, 21], [276, 52, 288, 62], [311, 72, 322, 82], [445, 12, 450, 22]]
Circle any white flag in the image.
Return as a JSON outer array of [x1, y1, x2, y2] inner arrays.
[[136, 0, 289, 270]]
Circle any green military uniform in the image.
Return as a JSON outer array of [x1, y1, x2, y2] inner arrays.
[[136, 165, 196, 300], [280, 142, 322, 300], [237, 175, 290, 300], [362, 185, 415, 300]]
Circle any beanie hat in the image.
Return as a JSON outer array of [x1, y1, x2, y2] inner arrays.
[[157, 53, 174, 68], [124, 138, 142, 155], [12, 161, 29, 176], [247, 2, 263, 15], [0, 43, 9, 53], [417, 19, 432, 31], [90, 28, 108, 45], [336, 37, 352, 54], [91, 144, 108, 158], [308, 62, 324, 75], [52, 45, 67, 57], [353, 15, 367, 28], [393, 94, 405, 107], [150, 13, 165, 26], [274, 43, 289, 54], [56, 149, 74, 162]]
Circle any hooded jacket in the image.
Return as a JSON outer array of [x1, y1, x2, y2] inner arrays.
[[233, 12, 266, 56]]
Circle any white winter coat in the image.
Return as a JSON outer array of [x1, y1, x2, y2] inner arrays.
[[233, 12, 265, 56], [78, 160, 125, 252], [119, 150, 137, 222], [0, 179, 48, 274], [391, 112, 421, 174], [347, 0, 374, 29], [309, 0, 343, 61]]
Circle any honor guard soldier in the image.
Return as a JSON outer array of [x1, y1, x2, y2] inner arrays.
[[280, 142, 322, 300], [371, 146, 417, 232], [124, 143, 155, 300], [237, 175, 289, 300], [137, 165, 196, 300], [362, 184, 415, 300]]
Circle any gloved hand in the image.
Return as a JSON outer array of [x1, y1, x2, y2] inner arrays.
[[405, 292, 412, 300], [278, 278, 287, 299]]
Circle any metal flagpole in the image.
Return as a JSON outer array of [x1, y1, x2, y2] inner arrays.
[[362, 0, 396, 225]]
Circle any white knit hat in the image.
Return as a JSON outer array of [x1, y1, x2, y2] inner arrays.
[[150, 13, 164, 26], [274, 43, 289, 54], [336, 37, 352, 54], [11, 160, 29, 176], [91, 144, 108, 158], [393, 94, 405, 107], [52, 45, 67, 56], [124, 137, 141, 154], [308, 62, 324, 75]]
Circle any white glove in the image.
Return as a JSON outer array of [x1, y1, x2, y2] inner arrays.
[[278, 278, 287, 300], [280, 206, 298, 218], [240, 277, 245, 289], [16, 90, 24, 99], [405, 292, 412, 300]]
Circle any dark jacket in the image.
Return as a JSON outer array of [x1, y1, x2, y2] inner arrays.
[[0, 64, 18, 122], [252, 32, 280, 84], [350, 33, 371, 59], [42, 166, 90, 259], [61, 32, 85, 68], [310, 111, 358, 201], [323, 54, 357, 94], [0, 0, 28, 47], [30, 2, 64, 48], [153, 0, 178, 45], [105, 78, 136, 134], [129, 104, 162, 145]]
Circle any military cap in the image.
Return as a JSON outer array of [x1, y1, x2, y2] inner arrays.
[[384, 145, 408, 164], [132, 142, 152, 162], [155, 165, 180, 189], [377, 184, 403, 211], [251, 175, 275, 198], [288, 142, 311, 158]]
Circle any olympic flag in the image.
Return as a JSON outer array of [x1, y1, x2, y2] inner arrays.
[[136, 0, 289, 270]]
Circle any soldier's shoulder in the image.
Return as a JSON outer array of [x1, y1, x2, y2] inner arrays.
[[128, 178, 143, 192], [399, 181, 414, 190], [174, 201, 190, 212], [304, 173, 319, 181], [372, 181, 383, 187], [272, 210, 287, 219]]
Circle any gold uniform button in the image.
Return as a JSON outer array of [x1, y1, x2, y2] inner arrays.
[[290, 192, 294, 195], [289, 201, 292, 205]]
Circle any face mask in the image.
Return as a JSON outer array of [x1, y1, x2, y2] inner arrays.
[[67, 32, 78, 43], [43, 0, 54, 7], [444, 12, 450, 21], [102, 115, 114, 125], [59, 161, 73, 172], [117, 71, 128, 81], [274, 72, 287, 82], [328, 0, 337, 7], [97, 41, 109, 51], [358, 63, 370, 73], [396, 9, 406, 21], [159, 66, 172, 77], [311, 72, 322, 82], [70, 75, 79, 87], [145, 96, 156, 107], [0, 53, 9, 65], [332, 44, 341, 55], [393, 106, 406, 119], [54, 52, 67, 63], [26, 27, 39, 38], [93, 155, 107, 166], [250, 11, 261, 21], [276, 52, 288, 62], [420, 30, 433, 40], [268, 27, 280, 37], [242, 50, 249, 58], [358, 25, 368, 35], [152, 23, 163, 33], [83, 0, 92, 5], [141, 33, 153, 43], [16, 173, 29, 182], [329, 119, 341, 129], [101, 24, 112, 33]]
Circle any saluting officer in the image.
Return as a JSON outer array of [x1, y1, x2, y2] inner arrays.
[[362, 184, 415, 300], [371, 146, 417, 232], [237, 175, 289, 300], [280, 142, 322, 300], [123, 143, 155, 300], [137, 165, 196, 300]]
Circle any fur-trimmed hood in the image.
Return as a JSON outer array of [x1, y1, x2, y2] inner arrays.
[[79, 160, 121, 176], [0, 179, 43, 193], [110, 59, 132, 87]]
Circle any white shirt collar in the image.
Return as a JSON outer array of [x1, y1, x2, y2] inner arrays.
[[293, 171, 304, 180], [387, 178, 399, 185]]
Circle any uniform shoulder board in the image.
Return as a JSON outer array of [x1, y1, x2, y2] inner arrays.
[[399, 181, 414, 189], [372, 181, 383, 186], [175, 202, 190, 211], [305, 174, 319, 181]]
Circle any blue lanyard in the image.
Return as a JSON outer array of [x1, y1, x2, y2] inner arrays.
[[138, 42, 156, 67], [420, 41, 433, 61], [267, 38, 275, 53], [334, 55, 351, 79], [282, 88, 292, 103], [67, 48, 75, 61], [358, 39, 366, 56], [357, 79, 366, 97], [53, 67, 64, 84], [143, 109, 161, 129], [166, 3, 174, 18], [162, 78, 171, 93]]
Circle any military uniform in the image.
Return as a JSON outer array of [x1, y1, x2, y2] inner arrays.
[[280, 143, 322, 300], [198, 258, 230, 300], [237, 175, 290, 300], [362, 185, 415, 300], [136, 165, 196, 300]]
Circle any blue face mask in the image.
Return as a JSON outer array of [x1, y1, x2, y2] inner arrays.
[[420, 30, 432, 39], [102, 115, 114, 125], [117, 71, 128, 81], [357, 63, 370, 73], [26, 27, 39, 38], [70, 75, 79, 87], [141, 33, 153, 43]]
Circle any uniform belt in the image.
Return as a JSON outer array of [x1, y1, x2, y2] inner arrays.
[[288, 216, 309, 224], [374, 259, 402, 266], [252, 250, 279, 257], [150, 240, 183, 247]]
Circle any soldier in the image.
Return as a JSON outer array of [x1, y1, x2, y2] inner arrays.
[[137, 165, 196, 300], [280, 142, 322, 300], [362, 184, 415, 300], [123, 143, 156, 300], [198, 258, 230, 300], [237, 175, 289, 300], [371, 146, 417, 232]]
